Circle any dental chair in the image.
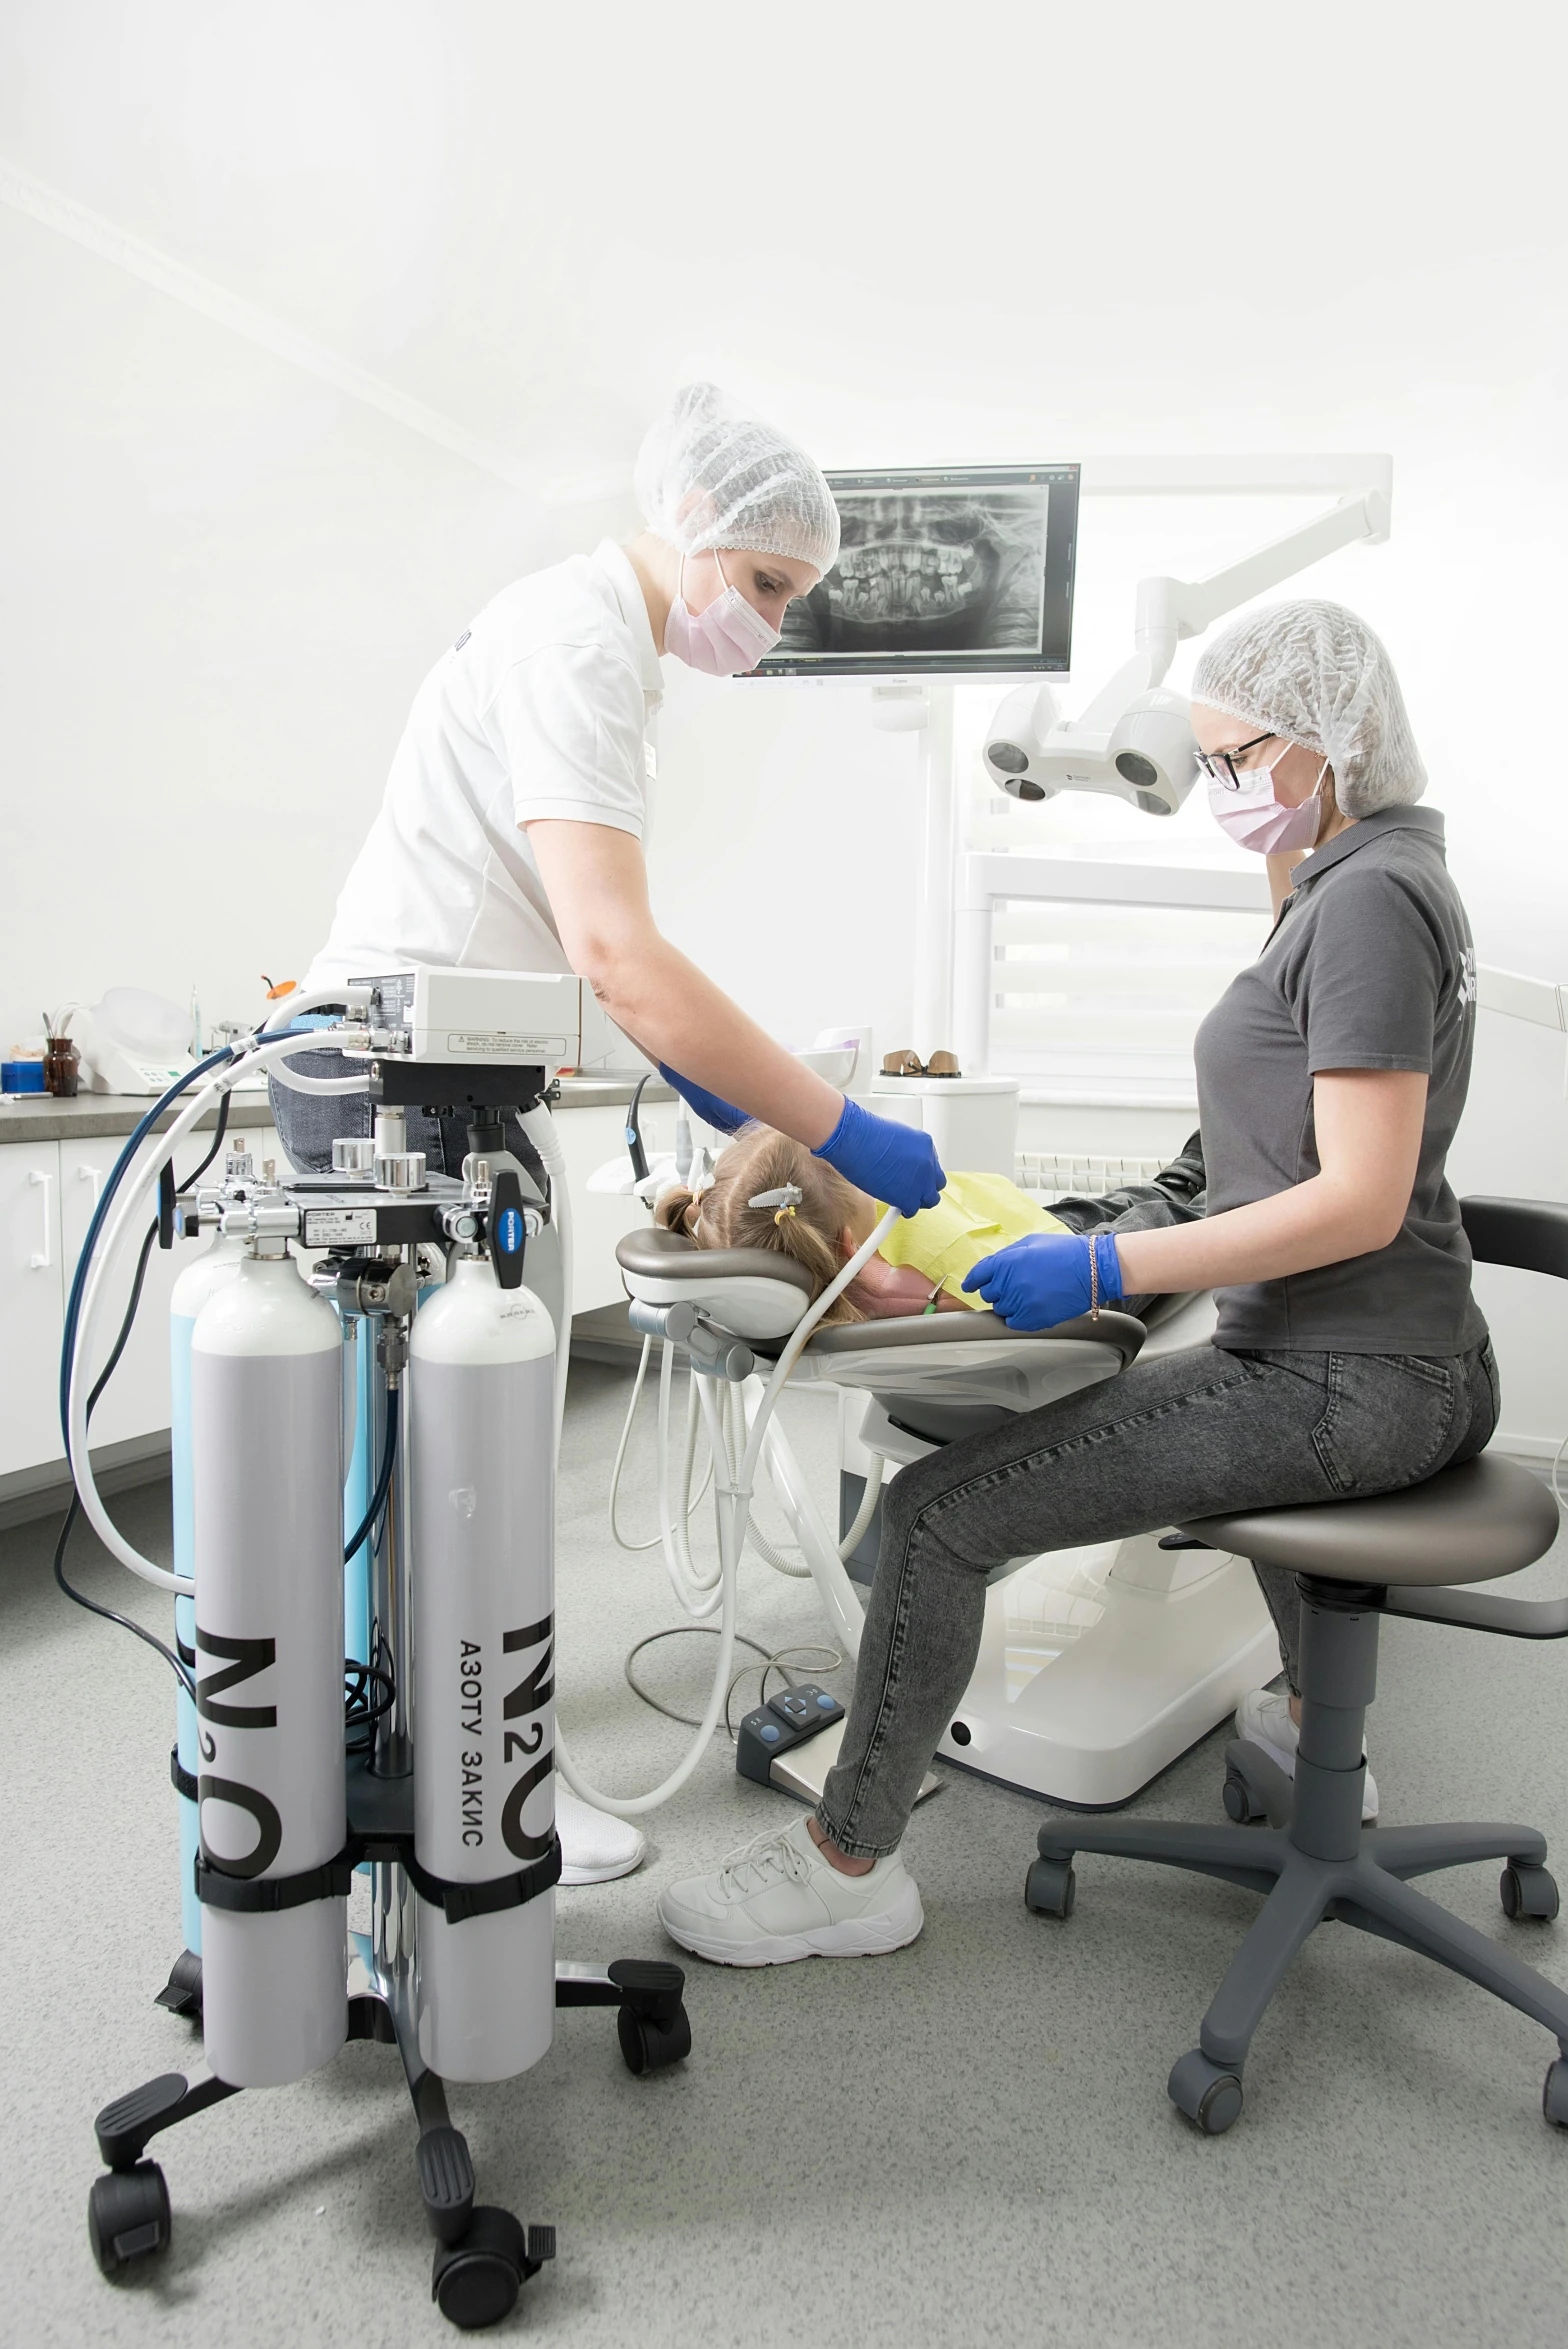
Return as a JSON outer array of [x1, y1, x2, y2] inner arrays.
[[1023, 1196, 1568, 2140], [614, 1230, 1278, 1809]]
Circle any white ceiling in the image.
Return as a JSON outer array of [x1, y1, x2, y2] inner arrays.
[[4, 0, 1564, 492]]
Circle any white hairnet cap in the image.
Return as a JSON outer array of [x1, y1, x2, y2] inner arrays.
[[634, 382, 840, 574], [1190, 599, 1426, 819]]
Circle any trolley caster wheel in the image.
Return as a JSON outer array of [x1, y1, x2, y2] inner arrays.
[[1024, 1856, 1076, 1918], [1501, 1864, 1559, 1922], [617, 1999, 692, 2076], [1168, 2050, 1244, 2136], [1543, 2059, 1568, 2129], [432, 2208, 553, 2330], [88, 2160, 171, 2278], [1223, 1766, 1266, 1824]]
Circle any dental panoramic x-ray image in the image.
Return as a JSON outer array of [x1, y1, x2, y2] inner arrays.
[[775, 480, 1053, 664]]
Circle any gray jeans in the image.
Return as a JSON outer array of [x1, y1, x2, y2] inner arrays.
[[817, 1338, 1499, 1859]]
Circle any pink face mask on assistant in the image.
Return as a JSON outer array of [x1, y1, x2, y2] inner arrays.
[[1207, 750, 1330, 855], [663, 551, 782, 676]]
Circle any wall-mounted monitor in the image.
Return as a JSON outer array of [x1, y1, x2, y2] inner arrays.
[[750, 463, 1079, 680]]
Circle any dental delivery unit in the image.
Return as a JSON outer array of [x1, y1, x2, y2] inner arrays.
[[69, 968, 690, 2332]]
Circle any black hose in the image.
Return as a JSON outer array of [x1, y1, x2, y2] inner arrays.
[[344, 1400, 398, 1565]]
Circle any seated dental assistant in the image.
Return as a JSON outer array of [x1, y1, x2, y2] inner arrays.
[[658, 600, 1498, 1969], [274, 382, 945, 1891]]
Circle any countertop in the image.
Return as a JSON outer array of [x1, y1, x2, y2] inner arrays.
[[0, 1075, 670, 1145]]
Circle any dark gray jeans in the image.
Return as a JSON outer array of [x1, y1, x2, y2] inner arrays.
[[817, 1338, 1499, 1859]]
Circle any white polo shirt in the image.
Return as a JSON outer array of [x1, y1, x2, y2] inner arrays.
[[306, 540, 663, 988]]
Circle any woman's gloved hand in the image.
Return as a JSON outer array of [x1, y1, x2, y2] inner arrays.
[[814, 1097, 944, 1218], [657, 1064, 749, 1136], [962, 1231, 1124, 1329]]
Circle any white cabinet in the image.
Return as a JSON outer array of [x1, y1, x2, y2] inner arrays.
[[0, 1142, 66, 1476]]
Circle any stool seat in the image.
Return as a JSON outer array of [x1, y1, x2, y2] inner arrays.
[[1181, 1453, 1559, 1587]]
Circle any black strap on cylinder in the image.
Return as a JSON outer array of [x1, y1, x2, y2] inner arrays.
[[170, 1746, 198, 1803], [403, 1834, 562, 1924], [192, 1830, 562, 1922], [195, 1845, 357, 1915]]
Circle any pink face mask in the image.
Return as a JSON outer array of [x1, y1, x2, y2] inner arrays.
[[1207, 751, 1329, 855], [664, 551, 782, 676]]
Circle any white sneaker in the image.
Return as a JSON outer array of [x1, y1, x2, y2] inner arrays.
[[556, 1781, 646, 1886], [1236, 1686, 1380, 1825], [657, 1816, 924, 1967]]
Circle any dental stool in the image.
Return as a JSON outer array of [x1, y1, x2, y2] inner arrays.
[[1026, 1195, 1568, 2139]]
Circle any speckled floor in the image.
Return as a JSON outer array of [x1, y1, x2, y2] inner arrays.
[[3, 1358, 1566, 2349]]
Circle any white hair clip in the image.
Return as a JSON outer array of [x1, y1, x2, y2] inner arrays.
[[748, 1183, 804, 1212]]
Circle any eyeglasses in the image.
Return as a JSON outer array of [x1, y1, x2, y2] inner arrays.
[[1194, 731, 1278, 790]]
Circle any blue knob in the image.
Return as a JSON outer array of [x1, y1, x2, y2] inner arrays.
[[759, 1724, 782, 1744], [816, 1693, 835, 1709]]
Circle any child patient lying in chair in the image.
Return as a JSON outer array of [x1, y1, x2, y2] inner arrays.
[[654, 1124, 1072, 1324], [655, 1125, 1210, 1325]]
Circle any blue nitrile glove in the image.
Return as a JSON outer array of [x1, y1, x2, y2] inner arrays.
[[813, 1096, 944, 1218], [962, 1231, 1124, 1330], [657, 1063, 749, 1136]]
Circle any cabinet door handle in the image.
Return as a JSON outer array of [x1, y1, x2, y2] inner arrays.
[[79, 1163, 105, 1209], [29, 1168, 54, 1269]]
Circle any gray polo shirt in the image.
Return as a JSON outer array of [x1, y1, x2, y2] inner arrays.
[[1193, 805, 1487, 1355]]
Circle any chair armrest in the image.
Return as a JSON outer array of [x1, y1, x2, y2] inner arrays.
[[1461, 1197, 1568, 1280]]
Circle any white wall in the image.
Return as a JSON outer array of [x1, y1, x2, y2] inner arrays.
[[2, 1, 1565, 1436]]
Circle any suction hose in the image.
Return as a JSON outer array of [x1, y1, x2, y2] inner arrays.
[[519, 1096, 896, 1819]]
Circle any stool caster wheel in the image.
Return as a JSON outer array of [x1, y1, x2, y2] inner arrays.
[[1222, 1766, 1266, 1824], [1501, 1864, 1559, 1922], [1024, 1857, 1076, 1918], [1543, 2059, 1568, 2129], [618, 1999, 692, 2076], [1168, 2050, 1244, 2136], [88, 2160, 171, 2277], [432, 2207, 553, 2330]]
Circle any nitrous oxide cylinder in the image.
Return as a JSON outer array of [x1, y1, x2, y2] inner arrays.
[[411, 1255, 556, 2083], [169, 1232, 246, 1959], [192, 1248, 347, 2087]]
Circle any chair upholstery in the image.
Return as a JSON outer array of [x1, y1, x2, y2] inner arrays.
[[1183, 1453, 1559, 1586]]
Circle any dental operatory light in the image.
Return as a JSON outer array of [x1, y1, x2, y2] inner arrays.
[[984, 679, 1199, 817], [982, 464, 1394, 818]]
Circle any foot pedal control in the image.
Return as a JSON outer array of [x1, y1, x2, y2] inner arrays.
[[736, 1684, 844, 1789]]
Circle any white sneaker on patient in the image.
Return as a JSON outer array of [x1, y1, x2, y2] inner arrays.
[[1236, 1686, 1380, 1825], [556, 1781, 646, 1885], [658, 1816, 924, 1967]]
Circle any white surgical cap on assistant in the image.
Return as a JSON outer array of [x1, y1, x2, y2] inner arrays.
[[1190, 598, 1426, 819], [634, 382, 841, 574]]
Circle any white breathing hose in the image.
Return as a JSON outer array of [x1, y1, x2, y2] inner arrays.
[[68, 1030, 372, 1596], [262, 985, 373, 1034], [607, 1333, 715, 1553]]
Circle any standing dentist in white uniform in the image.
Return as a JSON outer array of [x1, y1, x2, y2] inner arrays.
[[282, 383, 945, 1885]]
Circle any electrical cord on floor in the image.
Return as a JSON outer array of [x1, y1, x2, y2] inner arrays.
[[624, 1629, 843, 1741]]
